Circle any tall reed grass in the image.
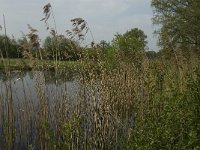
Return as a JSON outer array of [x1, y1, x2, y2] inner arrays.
[[1, 52, 200, 149]]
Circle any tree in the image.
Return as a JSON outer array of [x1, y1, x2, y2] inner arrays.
[[0, 35, 21, 58], [43, 35, 80, 61], [151, 0, 200, 52], [123, 28, 147, 51], [97, 40, 112, 58], [98, 40, 111, 50], [112, 28, 147, 62]]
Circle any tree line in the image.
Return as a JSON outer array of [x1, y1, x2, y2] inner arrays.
[[0, 0, 199, 61], [0, 27, 152, 61]]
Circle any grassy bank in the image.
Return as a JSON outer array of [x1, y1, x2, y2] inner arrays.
[[0, 58, 86, 71]]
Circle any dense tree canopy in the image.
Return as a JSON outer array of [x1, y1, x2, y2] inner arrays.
[[112, 28, 147, 61], [151, 0, 200, 52], [123, 28, 147, 51]]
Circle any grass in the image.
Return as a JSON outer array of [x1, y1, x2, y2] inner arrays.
[[0, 58, 86, 71]]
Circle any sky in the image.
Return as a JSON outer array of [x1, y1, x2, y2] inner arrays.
[[0, 0, 159, 51]]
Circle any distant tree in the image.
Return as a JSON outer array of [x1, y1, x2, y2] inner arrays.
[[151, 0, 200, 53], [112, 28, 148, 62], [0, 35, 21, 58], [97, 40, 112, 58], [43, 35, 80, 61], [123, 28, 147, 51], [98, 40, 111, 50]]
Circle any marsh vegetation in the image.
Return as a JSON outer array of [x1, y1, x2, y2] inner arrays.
[[0, 1, 200, 149]]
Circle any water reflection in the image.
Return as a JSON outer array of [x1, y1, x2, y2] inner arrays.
[[0, 69, 80, 149], [0, 69, 78, 83], [0, 69, 80, 107]]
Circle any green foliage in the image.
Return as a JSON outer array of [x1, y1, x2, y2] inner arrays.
[[0, 35, 21, 58], [43, 35, 80, 61], [81, 47, 100, 60], [96, 40, 119, 68], [130, 66, 200, 150], [51, 113, 84, 149], [28, 144, 34, 150], [152, 0, 200, 52], [123, 28, 147, 50], [112, 28, 147, 63], [98, 40, 111, 50]]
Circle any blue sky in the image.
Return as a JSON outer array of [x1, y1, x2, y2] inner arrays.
[[0, 0, 159, 51]]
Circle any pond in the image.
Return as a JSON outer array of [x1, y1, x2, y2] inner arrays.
[[0, 69, 81, 149], [0, 69, 134, 149], [0, 69, 79, 102]]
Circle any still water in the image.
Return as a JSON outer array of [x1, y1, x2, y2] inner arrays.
[[0, 70, 79, 103], [0, 69, 81, 149]]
